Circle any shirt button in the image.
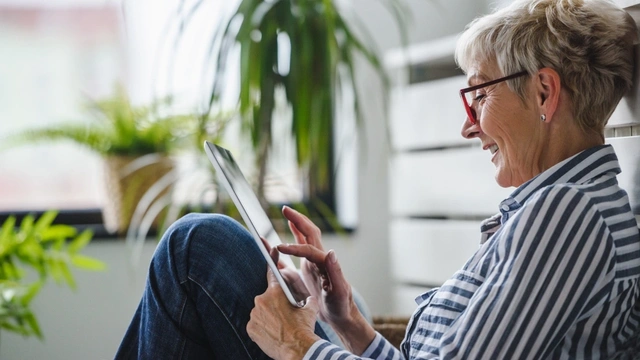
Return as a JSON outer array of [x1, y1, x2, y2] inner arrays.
[[501, 204, 510, 212]]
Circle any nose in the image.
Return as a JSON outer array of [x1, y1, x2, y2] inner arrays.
[[461, 115, 481, 140]]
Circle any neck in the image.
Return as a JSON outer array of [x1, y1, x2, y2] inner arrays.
[[542, 120, 603, 172]]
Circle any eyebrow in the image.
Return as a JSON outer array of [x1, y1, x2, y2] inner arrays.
[[467, 73, 489, 86]]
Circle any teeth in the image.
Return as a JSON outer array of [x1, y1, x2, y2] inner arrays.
[[489, 144, 499, 154]]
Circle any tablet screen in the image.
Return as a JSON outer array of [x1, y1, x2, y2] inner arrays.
[[204, 141, 302, 305]]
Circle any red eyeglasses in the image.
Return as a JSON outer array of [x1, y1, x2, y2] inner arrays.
[[459, 71, 529, 124]]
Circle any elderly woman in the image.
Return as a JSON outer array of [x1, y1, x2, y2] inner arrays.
[[116, 0, 640, 359]]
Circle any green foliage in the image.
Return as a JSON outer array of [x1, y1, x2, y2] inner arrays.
[[9, 85, 196, 157], [0, 211, 106, 339], [206, 0, 409, 194]]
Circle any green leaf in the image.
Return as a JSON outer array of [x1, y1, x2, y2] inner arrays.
[[68, 229, 93, 254], [14, 126, 110, 155], [47, 258, 64, 284], [24, 312, 43, 339], [1, 322, 29, 336], [58, 261, 76, 290], [40, 225, 77, 242], [18, 239, 45, 262], [71, 254, 107, 271], [19, 215, 35, 240], [0, 216, 16, 242], [2, 260, 19, 281], [52, 238, 65, 252], [20, 281, 43, 306], [0, 239, 15, 259], [33, 210, 58, 235]]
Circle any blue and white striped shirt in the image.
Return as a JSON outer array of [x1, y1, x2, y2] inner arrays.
[[304, 145, 640, 359]]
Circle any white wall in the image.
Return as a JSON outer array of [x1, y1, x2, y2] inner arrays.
[[0, 1, 494, 359]]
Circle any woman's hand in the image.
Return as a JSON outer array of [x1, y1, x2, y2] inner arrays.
[[278, 206, 352, 324], [260, 237, 310, 301], [247, 269, 320, 360], [277, 206, 376, 354]]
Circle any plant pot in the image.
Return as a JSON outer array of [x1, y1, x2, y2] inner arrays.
[[102, 155, 174, 235]]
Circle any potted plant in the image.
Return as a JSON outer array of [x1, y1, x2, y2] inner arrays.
[[124, 111, 234, 264], [0, 211, 105, 339], [198, 0, 409, 207], [8, 85, 196, 235]]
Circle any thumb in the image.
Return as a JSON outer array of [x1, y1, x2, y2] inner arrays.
[[266, 267, 280, 287], [303, 296, 320, 314]]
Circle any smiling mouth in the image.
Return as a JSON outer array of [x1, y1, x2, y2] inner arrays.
[[489, 144, 499, 155]]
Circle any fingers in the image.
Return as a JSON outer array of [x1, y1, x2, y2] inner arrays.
[[260, 236, 274, 258], [260, 236, 271, 251], [269, 247, 284, 269], [287, 220, 306, 245], [282, 206, 323, 248], [262, 236, 286, 270], [323, 250, 349, 296], [277, 243, 327, 265]]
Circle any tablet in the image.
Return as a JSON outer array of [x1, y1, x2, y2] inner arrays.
[[204, 141, 305, 307]]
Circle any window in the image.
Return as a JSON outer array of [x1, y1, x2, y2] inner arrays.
[[0, 5, 122, 213], [0, 0, 356, 234]]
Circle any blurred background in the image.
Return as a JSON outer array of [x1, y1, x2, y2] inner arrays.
[[1, 0, 638, 358]]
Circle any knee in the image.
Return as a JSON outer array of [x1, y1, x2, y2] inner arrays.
[[161, 213, 244, 247], [169, 213, 244, 236], [157, 213, 255, 262], [153, 213, 263, 283]]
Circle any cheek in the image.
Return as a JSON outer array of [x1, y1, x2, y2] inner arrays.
[[479, 101, 508, 136]]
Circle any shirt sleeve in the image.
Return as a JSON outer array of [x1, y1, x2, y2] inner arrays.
[[437, 185, 616, 359], [303, 332, 403, 360]]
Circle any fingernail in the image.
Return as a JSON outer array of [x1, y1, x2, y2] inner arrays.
[[285, 205, 299, 213], [328, 250, 337, 264]]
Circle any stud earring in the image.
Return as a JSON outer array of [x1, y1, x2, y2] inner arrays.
[[541, 114, 547, 122]]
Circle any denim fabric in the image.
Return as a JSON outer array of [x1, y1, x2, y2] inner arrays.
[[115, 213, 359, 359]]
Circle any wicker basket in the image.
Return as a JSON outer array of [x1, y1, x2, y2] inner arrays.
[[102, 155, 174, 235], [373, 316, 410, 349]]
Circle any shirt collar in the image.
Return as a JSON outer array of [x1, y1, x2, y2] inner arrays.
[[509, 144, 620, 206], [480, 144, 621, 242]]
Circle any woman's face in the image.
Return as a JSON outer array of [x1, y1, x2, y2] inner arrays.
[[460, 61, 543, 188]]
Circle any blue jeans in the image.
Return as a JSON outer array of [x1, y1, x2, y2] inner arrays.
[[115, 213, 369, 359]]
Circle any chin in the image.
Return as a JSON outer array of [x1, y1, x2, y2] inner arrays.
[[494, 169, 515, 188], [495, 177, 512, 188]]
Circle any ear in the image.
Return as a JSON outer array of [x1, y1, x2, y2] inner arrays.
[[535, 68, 561, 122]]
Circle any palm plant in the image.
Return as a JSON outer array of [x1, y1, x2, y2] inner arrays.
[[197, 0, 409, 202]]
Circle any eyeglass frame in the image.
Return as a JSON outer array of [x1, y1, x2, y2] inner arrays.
[[459, 70, 529, 124]]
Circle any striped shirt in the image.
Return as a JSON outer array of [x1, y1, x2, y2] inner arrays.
[[303, 145, 640, 359]]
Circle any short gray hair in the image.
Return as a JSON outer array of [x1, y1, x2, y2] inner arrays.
[[455, 0, 638, 132]]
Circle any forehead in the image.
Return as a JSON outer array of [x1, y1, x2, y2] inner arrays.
[[466, 60, 501, 86]]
